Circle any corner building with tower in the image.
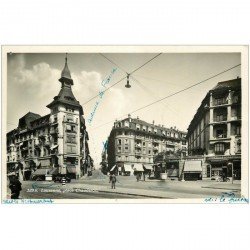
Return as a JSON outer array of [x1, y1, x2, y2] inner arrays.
[[6, 56, 93, 180]]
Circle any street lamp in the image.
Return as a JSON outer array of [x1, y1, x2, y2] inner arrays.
[[125, 74, 131, 88]]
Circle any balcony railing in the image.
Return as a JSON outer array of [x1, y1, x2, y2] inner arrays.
[[231, 116, 241, 121], [213, 99, 228, 106], [213, 116, 227, 122], [214, 134, 227, 139]]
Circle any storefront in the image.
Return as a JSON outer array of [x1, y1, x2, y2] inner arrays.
[[183, 160, 202, 181], [206, 156, 241, 180]]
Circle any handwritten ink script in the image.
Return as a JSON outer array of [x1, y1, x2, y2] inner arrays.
[[88, 68, 117, 124], [204, 192, 249, 203], [3, 199, 54, 204], [102, 140, 108, 151]]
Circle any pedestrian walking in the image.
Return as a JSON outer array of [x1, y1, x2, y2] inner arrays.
[[110, 173, 116, 189], [9, 175, 22, 199], [136, 173, 140, 182]]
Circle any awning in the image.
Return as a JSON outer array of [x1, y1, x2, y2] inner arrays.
[[67, 166, 76, 174], [50, 145, 58, 150], [123, 164, 133, 172], [40, 159, 51, 167], [133, 164, 144, 172], [143, 164, 153, 170], [110, 165, 117, 172], [32, 169, 50, 176], [183, 160, 202, 172], [49, 168, 59, 175]]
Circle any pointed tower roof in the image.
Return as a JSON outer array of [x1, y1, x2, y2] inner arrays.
[[61, 54, 72, 79], [47, 54, 83, 114]]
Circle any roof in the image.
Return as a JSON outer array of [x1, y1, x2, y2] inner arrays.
[[61, 57, 72, 80], [211, 78, 241, 92], [30, 114, 50, 129], [18, 112, 41, 130], [47, 85, 83, 114], [115, 117, 186, 137]]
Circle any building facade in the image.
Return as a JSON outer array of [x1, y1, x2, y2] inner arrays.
[[106, 115, 187, 170], [6, 56, 92, 180], [186, 78, 241, 179]]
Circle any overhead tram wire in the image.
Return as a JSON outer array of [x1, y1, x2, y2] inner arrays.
[[99, 53, 128, 74], [89, 63, 241, 131], [83, 53, 162, 105]]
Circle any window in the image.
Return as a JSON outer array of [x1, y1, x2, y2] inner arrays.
[[142, 142, 146, 146], [124, 121, 129, 127], [236, 126, 241, 135], [118, 139, 121, 145], [214, 143, 225, 154], [117, 146, 121, 153], [67, 115, 74, 122], [67, 135, 76, 144], [216, 129, 225, 138], [125, 146, 129, 152], [66, 107, 74, 112], [66, 124, 76, 132], [148, 150, 151, 154], [125, 139, 128, 144], [67, 145, 76, 154]]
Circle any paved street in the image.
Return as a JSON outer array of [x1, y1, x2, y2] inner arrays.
[[7, 170, 241, 200]]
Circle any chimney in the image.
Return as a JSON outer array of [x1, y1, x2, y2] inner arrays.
[[152, 120, 155, 125], [137, 116, 139, 120], [128, 114, 132, 122]]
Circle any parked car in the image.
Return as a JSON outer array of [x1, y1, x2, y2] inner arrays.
[[54, 175, 71, 183]]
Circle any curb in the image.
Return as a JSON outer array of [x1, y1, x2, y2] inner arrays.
[[201, 186, 240, 191], [76, 188, 173, 199]]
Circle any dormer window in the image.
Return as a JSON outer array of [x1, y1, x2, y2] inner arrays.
[[124, 121, 129, 127], [142, 125, 146, 131], [136, 124, 140, 130], [154, 128, 157, 134]]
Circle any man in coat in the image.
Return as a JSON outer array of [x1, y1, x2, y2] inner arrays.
[[9, 175, 22, 199]]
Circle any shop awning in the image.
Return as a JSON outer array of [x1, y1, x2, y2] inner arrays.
[[40, 159, 51, 167], [124, 164, 133, 172], [67, 166, 76, 174], [110, 165, 117, 172], [133, 164, 144, 172], [50, 145, 58, 150], [143, 164, 153, 170], [49, 168, 59, 175], [32, 169, 50, 176], [184, 161, 202, 172]]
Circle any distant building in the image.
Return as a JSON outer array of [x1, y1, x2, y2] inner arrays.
[[186, 78, 241, 179], [106, 115, 187, 173], [6, 56, 92, 180]]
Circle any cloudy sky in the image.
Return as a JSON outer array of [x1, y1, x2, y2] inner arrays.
[[7, 52, 241, 165]]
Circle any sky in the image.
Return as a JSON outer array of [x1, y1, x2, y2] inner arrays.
[[7, 52, 241, 166]]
